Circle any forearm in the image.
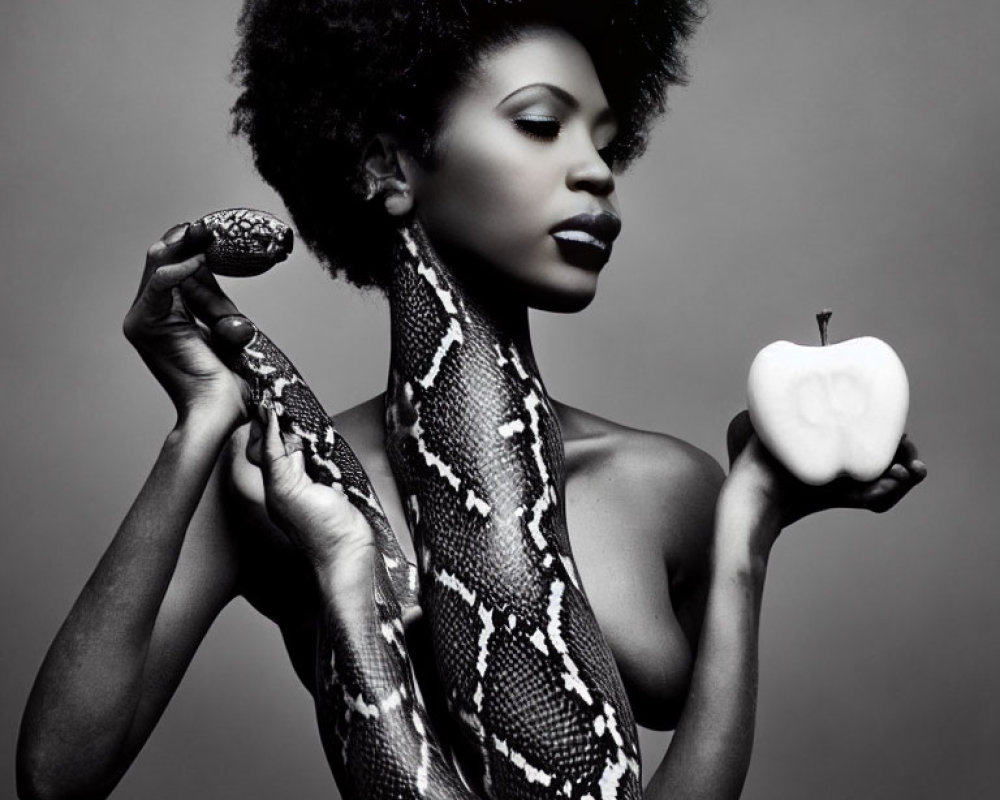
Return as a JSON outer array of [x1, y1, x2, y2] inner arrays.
[[18, 414, 232, 798], [645, 485, 780, 800]]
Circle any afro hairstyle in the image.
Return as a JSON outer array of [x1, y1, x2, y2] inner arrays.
[[230, 0, 706, 291]]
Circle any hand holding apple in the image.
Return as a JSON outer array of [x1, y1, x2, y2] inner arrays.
[[726, 411, 926, 534], [746, 310, 910, 486]]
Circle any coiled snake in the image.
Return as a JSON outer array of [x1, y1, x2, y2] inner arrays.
[[203, 209, 641, 799]]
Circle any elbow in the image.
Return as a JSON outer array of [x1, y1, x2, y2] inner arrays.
[[633, 698, 684, 732]]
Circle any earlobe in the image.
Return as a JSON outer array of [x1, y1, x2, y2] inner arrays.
[[383, 182, 413, 217], [362, 135, 414, 216]]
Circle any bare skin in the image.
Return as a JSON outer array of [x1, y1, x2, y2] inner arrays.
[[230, 394, 721, 729], [17, 26, 926, 800], [15, 228, 924, 800]]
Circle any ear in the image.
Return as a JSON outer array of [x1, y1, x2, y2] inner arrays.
[[362, 135, 415, 217]]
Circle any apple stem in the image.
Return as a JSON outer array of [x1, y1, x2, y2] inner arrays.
[[817, 308, 833, 346]]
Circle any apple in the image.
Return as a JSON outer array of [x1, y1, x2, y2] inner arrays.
[[747, 310, 909, 486]]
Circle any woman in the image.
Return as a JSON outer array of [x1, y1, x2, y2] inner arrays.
[[17, 1, 925, 798]]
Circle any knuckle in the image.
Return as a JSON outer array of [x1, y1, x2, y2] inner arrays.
[[122, 311, 143, 340], [147, 267, 170, 289], [268, 464, 299, 496]]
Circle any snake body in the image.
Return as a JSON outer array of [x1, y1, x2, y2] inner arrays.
[[205, 210, 641, 799]]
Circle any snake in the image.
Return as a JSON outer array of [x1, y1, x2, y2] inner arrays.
[[201, 208, 642, 799]]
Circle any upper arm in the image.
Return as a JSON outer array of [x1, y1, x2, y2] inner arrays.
[[654, 441, 724, 659], [618, 433, 724, 668], [580, 431, 722, 730]]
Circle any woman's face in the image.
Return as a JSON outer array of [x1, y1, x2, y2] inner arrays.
[[404, 27, 621, 313]]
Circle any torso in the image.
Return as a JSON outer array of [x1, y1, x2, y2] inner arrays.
[[223, 394, 723, 731]]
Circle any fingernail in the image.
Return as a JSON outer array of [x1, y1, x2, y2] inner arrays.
[[187, 220, 213, 244], [164, 223, 190, 245], [211, 315, 256, 351]]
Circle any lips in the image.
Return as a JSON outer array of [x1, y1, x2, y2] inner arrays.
[[550, 212, 622, 270]]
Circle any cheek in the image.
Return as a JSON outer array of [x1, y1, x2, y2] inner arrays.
[[422, 129, 555, 252], [420, 183, 515, 265]]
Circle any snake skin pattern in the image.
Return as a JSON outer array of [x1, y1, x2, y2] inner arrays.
[[211, 317, 472, 799], [205, 210, 641, 799], [385, 224, 640, 799]]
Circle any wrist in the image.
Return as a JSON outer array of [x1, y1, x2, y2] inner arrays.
[[715, 466, 783, 570], [173, 403, 242, 443], [313, 540, 379, 614]]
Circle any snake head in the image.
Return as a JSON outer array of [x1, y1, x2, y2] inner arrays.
[[199, 208, 294, 277]]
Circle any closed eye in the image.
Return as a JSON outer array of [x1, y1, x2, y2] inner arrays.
[[514, 116, 561, 141]]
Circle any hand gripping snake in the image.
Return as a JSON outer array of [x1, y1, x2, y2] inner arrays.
[[202, 209, 642, 800]]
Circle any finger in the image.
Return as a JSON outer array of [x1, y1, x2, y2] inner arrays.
[[264, 404, 306, 466], [726, 410, 755, 467], [895, 434, 919, 461], [859, 474, 915, 513], [896, 435, 928, 479], [139, 221, 214, 297], [134, 255, 207, 319], [893, 433, 927, 480], [260, 402, 286, 471], [857, 479, 899, 512], [180, 264, 240, 327], [260, 404, 309, 491], [875, 446, 926, 491], [284, 442, 307, 476], [141, 223, 188, 284], [246, 419, 263, 468], [282, 430, 305, 458], [259, 402, 290, 495], [887, 463, 910, 482]]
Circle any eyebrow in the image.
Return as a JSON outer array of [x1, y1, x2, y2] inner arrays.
[[498, 82, 616, 125]]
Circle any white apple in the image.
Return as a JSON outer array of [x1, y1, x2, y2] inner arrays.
[[747, 310, 909, 486]]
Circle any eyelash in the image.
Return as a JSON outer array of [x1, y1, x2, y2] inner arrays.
[[514, 115, 617, 167], [514, 116, 561, 140]]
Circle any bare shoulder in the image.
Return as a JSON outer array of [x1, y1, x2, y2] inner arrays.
[[553, 401, 724, 572], [553, 402, 724, 720]]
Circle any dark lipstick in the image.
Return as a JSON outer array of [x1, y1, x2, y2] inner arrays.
[[550, 212, 622, 270]]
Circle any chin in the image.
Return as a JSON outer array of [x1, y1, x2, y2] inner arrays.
[[528, 279, 599, 314]]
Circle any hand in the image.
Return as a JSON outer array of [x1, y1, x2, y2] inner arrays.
[[123, 221, 247, 427], [254, 404, 374, 576], [726, 410, 927, 530]]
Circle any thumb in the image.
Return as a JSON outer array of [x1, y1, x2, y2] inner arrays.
[[245, 418, 263, 468], [259, 403, 305, 493], [727, 410, 755, 468]]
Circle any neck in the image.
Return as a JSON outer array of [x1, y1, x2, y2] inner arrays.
[[387, 221, 539, 376]]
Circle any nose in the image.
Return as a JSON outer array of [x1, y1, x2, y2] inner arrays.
[[566, 142, 615, 198]]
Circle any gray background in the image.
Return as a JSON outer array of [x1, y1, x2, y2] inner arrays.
[[2, 0, 998, 797]]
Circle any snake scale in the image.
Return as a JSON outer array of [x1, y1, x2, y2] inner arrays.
[[202, 209, 641, 799]]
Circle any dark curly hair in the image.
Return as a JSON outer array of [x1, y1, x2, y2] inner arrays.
[[231, 0, 706, 291]]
